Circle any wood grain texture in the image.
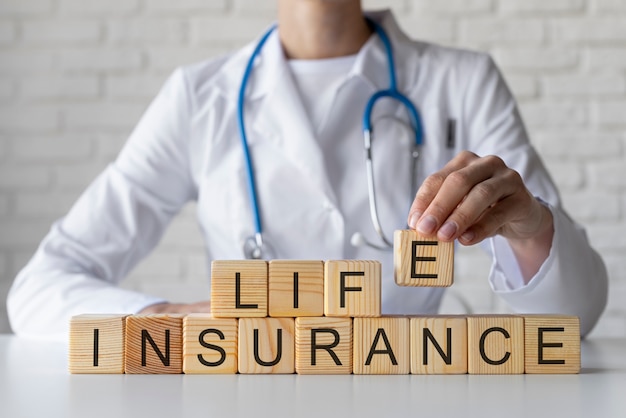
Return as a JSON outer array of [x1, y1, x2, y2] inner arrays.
[[410, 316, 467, 374], [183, 314, 238, 374], [125, 315, 184, 374], [353, 317, 410, 375], [269, 260, 324, 317], [211, 260, 267, 318], [295, 317, 353, 375], [69, 314, 127, 374], [238, 318, 295, 374], [394, 229, 454, 287], [324, 260, 381, 317], [524, 315, 580, 374], [467, 316, 524, 375]]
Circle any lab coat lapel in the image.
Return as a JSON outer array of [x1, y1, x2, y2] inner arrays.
[[249, 35, 338, 205]]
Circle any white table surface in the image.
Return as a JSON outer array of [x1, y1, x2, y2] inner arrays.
[[1, 334, 625, 418]]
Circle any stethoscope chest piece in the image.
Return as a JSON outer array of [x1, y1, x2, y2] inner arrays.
[[242, 232, 275, 260]]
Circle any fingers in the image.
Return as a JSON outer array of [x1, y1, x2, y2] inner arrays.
[[408, 151, 480, 227], [456, 194, 527, 245], [188, 300, 212, 313], [408, 153, 528, 243]]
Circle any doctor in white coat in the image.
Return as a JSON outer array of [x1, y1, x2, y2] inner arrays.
[[7, 0, 607, 339]]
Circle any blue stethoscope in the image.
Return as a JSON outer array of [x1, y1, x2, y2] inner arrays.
[[240, 18, 423, 259]]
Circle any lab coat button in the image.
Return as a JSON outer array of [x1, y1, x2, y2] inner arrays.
[[323, 201, 334, 211]]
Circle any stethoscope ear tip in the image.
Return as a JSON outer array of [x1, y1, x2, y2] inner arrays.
[[351, 232, 366, 247]]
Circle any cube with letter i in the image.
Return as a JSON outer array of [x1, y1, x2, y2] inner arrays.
[[269, 260, 324, 317], [69, 314, 127, 374]]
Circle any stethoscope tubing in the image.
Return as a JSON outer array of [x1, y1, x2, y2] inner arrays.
[[237, 24, 277, 252]]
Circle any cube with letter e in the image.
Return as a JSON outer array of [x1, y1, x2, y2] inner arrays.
[[394, 229, 453, 287], [524, 315, 580, 374]]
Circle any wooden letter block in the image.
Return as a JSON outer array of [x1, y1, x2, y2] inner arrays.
[[394, 229, 453, 287], [238, 318, 295, 374], [69, 314, 127, 374], [183, 314, 238, 374], [211, 260, 267, 318], [353, 317, 410, 375], [125, 315, 184, 374], [269, 260, 324, 317], [324, 260, 381, 317], [524, 315, 580, 374], [410, 316, 467, 374], [467, 316, 524, 374], [295, 317, 352, 374]]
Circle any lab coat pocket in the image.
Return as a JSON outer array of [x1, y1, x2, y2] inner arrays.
[[418, 106, 457, 177]]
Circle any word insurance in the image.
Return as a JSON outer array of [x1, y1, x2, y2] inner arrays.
[[68, 230, 580, 375], [69, 314, 580, 375]]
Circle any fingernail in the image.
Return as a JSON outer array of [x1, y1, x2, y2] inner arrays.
[[408, 211, 421, 229], [461, 230, 476, 243], [417, 215, 438, 235], [438, 221, 458, 240]]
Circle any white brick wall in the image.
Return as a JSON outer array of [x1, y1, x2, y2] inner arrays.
[[1, 0, 625, 338]]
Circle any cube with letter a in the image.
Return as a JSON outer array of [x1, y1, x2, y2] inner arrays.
[[394, 229, 453, 287], [353, 317, 410, 375]]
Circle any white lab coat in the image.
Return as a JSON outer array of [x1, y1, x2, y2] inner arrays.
[[7, 11, 607, 339]]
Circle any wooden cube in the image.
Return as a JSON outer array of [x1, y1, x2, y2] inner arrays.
[[238, 318, 295, 374], [410, 316, 467, 374], [353, 317, 410, 375], [269, 260, 324, 317], [394, 229, 453, 287], [211, 260, 267, 318], [295, 317, 353, 374], [125, 315, 184, 374], [69, 314, 127, 374], [182, 314, 238, 374], [324, 260, 381, 317], [467, 316, 524, 374], [524, 315, 580, 374]]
